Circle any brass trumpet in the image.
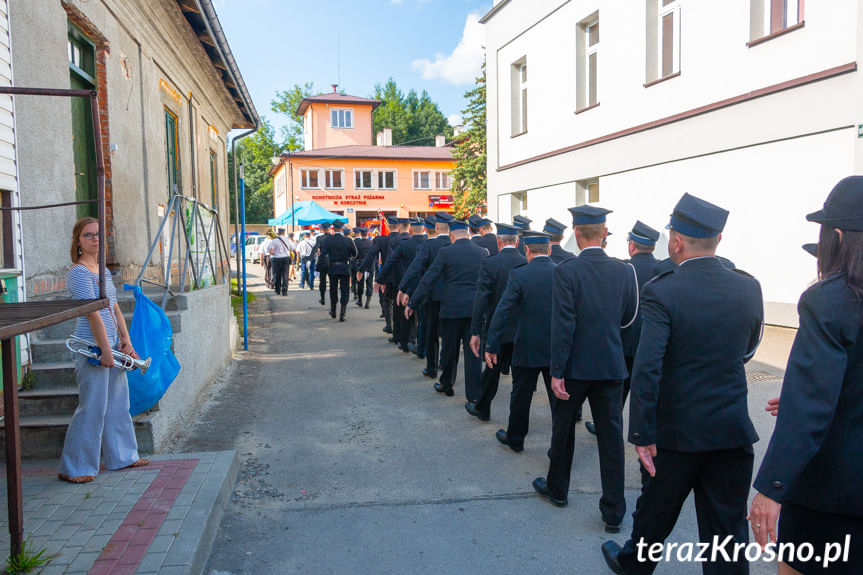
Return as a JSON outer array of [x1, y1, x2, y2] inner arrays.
[[65, 335, 151, 373]]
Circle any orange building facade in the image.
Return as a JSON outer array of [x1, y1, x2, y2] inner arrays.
[[270, 89, 457, 227]]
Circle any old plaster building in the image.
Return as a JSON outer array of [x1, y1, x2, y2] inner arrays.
[[482, 0, 863, 326], [2, 0, 258, 451]]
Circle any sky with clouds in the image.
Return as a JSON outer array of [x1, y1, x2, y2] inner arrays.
[[212, 0, 489, 142]]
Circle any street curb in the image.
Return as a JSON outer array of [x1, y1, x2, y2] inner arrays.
[[158, 451, 240, 574]]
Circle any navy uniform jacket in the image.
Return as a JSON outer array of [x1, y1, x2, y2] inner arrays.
[[621, 252, 659, 358], [399, 234, 451, 301], [353, 238, 373, 272], [470, 247, 526, 341], [477, 233, 499, 256], [313, 233, 330, 272], [550, 247, 639, 381], [378, 234, 426, 287], [360, 234, 391, 273], [387, 232, 411, 258], [322, 233, 358, 276], [411, 238, 488, 319], [628, 257, 763, 452], [550, 244, 574, 264], [486, 256, 556, 368], [754, 274, 863, 517]]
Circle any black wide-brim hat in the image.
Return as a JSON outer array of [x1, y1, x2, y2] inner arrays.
[[806, 176, 863, 231]]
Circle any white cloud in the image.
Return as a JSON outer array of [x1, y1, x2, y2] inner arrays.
[[390, 0, 404, 4], [411, 12, 484, 85], [448, 113, 463, 126]]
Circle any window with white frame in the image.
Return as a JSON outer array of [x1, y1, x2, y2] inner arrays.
[[434, 171, 451, 190], [750, 0, 802, 41], [325, 169, 343, 189], [331, 108, 353, 129], [576, 14, 600, 111], [510, 57, 527, 136], [659, 0, 680, 79], [377, 170, 395, 190], [301, 169, 319, 189], [413, 171, 431, 190], [355, 170, 373, 190]]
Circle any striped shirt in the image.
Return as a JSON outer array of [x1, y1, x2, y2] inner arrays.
[[67, 264, 119, 345]]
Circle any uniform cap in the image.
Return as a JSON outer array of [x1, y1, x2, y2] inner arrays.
[[802, 243, 817, 257], [520, 230, 551, 245], [495, 223, 519, 236], [424, 216, 437, 229], [543, 218, 567, 235], [435, 212, 454, 224], [410, 218, 425, 227], [448, 219, 469, 231], [806, 176, 863, 231], [513, 215, 532, 226], [627, 220, 660, 246], [667, 193, 728, 238], [332, 220, 345, 229], [386, 216, 399, 225], [354, 227, 368, 234], [467, 214, 483, 228], [320, 222, 331, 230], [568, 205, 612, 225]]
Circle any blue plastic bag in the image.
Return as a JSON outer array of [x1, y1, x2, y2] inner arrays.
[[124, 284, 181, 416]]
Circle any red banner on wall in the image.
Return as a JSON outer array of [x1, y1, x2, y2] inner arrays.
[[428, 195, 454, 209]]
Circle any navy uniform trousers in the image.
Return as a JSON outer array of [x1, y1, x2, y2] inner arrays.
[[618, 447, 754, 575], [328, 272, 351, 314], [474, 342, 513, 415], [439, 317, 482, 402], [424, 301, 441, 376], [505, 365, 555, 449], [547, 379, 626, 525]]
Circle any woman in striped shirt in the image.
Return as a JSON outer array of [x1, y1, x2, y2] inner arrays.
[[57, 217, 149, 484]]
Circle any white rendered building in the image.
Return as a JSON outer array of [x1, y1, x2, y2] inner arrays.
[[481, 0, 863, 326]]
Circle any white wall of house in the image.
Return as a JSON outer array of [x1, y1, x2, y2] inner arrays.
[[484, 0, 863, 326]]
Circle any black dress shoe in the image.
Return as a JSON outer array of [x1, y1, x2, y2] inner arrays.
[[356, 300, 363, 307], [382, 326, 393, 334], [601, 541, 626, 575], [495, 429, 523, 452], [465, 402, 490, 421], [434, 382, 454, 396], [320, 298, 326, 306], [339, 316, 346, 322], [399, 345, 410, 353], [531, 477, 567, 507], [585, 421, 597, 436], [422, 368, 437, 378], [364, 301, 370, 309], [329, 311, 336, 319]]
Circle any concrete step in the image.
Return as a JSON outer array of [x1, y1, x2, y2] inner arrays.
[[18, 388, 80, 417], [30, 336, 177, 366], [37, 310, 182, 340], [0, 412, 156, 459], [29, 360, 77, 389]]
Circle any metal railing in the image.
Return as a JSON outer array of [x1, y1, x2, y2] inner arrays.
[[136, 193, 231, 309]]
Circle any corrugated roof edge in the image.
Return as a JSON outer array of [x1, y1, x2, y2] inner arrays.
[[190, 0, 260, 129]]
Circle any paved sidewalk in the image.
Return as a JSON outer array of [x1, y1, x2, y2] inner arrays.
[[0, 451, 237, 574]]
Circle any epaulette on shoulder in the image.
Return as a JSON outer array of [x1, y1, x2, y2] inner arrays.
[[645, 268, 675, 286], [730, 267, 755, 279]]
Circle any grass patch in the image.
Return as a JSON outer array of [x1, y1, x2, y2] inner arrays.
[[4, 537, 50, 573], [230, 279, 256, 337]]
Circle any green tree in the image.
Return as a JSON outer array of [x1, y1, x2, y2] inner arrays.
[[451, 63, 486, 218], [228, 117, 280, 224], [372, 79, 453, 145], [270, 82, 315, 151]]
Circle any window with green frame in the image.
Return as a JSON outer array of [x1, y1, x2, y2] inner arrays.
[[68, 22, 97, 219], [209, 150, 218, 209], [165, 108, 181, 195]]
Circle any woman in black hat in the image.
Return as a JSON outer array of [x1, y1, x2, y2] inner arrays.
[[749, 176, 863, 574]]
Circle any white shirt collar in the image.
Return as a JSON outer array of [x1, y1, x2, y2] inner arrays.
[[679, 255, 716, 266], [500, 245, 517, 251]]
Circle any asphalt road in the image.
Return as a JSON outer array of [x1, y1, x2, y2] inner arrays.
[[170, 266, 783, 574]]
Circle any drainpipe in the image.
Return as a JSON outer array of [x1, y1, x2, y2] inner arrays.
[[188, 96, 197, 201], [289, 157, 295, 233], [231, 128, 256, 295]]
